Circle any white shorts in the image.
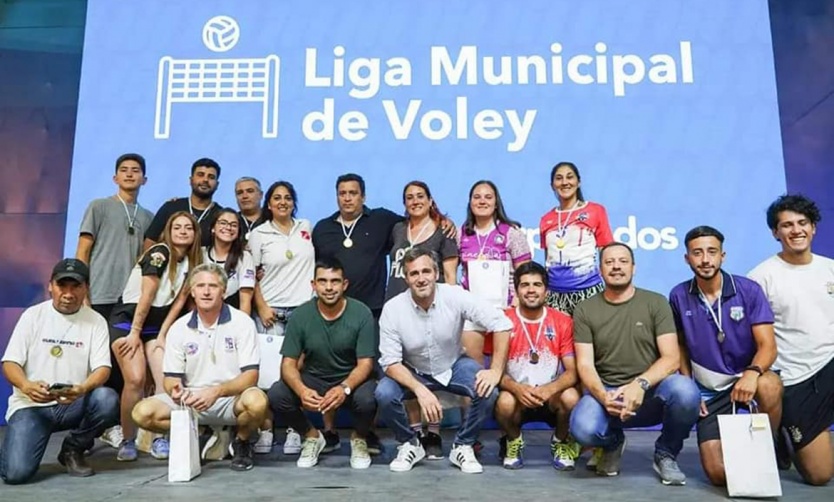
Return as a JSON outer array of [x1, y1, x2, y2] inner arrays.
[[153, 393, 237, 426]]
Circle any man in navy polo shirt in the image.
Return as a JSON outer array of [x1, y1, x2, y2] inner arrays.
[[669, 226, 782, 487]]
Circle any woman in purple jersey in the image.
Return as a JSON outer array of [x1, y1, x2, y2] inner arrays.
[[459, 180, 532, 364]]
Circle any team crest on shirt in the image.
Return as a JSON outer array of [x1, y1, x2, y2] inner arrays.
[[244, 269, 255, 280], [576, 212, 589, 222], [149, 251, 166, 268], [545, 326, 555, 341], [301, 230, 311, 240], [730, 306, 744, 322], [185, 342, 199, 356], [494, 234, 505, 244], [826, 282, 834, 297], [224, 337, 236, 351]]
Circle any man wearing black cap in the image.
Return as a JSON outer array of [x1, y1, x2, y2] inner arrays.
[[1, 259, 118, 484]]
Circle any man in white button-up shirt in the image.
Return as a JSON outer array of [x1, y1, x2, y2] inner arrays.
[[376, 248, 513, 474]]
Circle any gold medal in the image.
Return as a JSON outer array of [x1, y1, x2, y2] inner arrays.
[[50, 345, 63, 358], [285, 250, 294, 260], [556, 238, 566, 249], [343, 238, 353, 248]]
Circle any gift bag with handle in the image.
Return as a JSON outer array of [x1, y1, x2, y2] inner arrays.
[[257, 332, 284, 390], [717, 402, 782, 498], [168, 403, 201, 482]]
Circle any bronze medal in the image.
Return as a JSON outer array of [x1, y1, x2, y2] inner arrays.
[[529, 351, 539, 365]]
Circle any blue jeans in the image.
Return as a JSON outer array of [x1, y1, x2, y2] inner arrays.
[[375, 356, 497, 446], [569, 374, 700, 458], [0, 387, 119, 485]]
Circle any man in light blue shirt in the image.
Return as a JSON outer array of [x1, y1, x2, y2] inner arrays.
[[376, 248, 513, 474]]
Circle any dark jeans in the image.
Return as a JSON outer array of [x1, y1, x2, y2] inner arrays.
[[569, 374, 701, 458], [375, 355, 498, 446], [268, 373, 377, 437], [0, 387, 119, 485]]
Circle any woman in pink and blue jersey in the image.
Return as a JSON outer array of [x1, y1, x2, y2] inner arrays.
[[539, 162, 614, 315], [459, 180, 532, 364]]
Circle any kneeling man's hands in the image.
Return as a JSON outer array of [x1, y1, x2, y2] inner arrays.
[[475, 368, 501, 398], [730, 372, 757, 405], [618, 382, 644, 421], [184, 386, 221, 411], [415, 386, 443, 423], [513, 384, 545, 409], [301, 387, 324, 412], [319, 386, 346, 413]]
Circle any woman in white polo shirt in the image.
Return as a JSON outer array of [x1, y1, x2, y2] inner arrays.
[[248, 181, 314, 453], [203, 209, 256, 314], [249, 181, 315, 329]]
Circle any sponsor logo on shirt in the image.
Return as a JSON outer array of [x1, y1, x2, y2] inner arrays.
[[244, 269, 255, 279], [730, 306, 744, 321], [545, 326, 555, 341], [185, 342, 199, 356], [300, 230, 311, 240], [684, 310, 692, 316], [41, 338, 81, 347]]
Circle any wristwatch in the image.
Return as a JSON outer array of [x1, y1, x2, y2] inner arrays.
[[340, 383, 352, 396], [635, 377, 651, 391], [744, 365, 764, 376]]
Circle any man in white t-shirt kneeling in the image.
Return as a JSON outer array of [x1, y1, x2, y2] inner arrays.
[[132, 263, 269, 472], [749, 195, 834, 486], [1, 259, 118, 484]]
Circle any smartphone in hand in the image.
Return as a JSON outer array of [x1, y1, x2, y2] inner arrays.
[[48, 383, 73, 395]]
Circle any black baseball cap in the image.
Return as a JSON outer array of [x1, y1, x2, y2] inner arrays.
[[51, 258, 90, 283]]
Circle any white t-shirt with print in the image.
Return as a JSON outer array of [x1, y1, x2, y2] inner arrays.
[[748, 253, 834, 386], [2, 301, 111, 420], [202, 247, 256, 298]]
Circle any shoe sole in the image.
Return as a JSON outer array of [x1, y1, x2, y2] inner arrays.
[[57, 454, 95, 477], [321, 442, 341, 454], [653, 463, 686, 486], [503, 461, 524, 470], [230, 463, 255, 472], [283, 446, 301, 455], [389, 450, 426, 472], [150, 452, 169, 460], [450, 456, 483, 474], [426, 454, 444, 461], [553, 463, 575, 471], [116, 454, 138, 462], [254, 446, 273, 454], [350, 458, 372, 469]]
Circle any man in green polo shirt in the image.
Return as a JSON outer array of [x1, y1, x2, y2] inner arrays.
[[267, 257, 377, 469]]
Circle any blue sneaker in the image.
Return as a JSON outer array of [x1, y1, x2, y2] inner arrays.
[[151, 437, 170, 460], [117, 439, 138, 462], [502, 435, 524, 469]]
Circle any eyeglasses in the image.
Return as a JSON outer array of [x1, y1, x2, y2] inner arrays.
[[216, 220, 239, 229]]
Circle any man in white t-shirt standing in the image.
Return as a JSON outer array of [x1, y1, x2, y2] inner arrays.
[[131, 263, 269, 472], [1, 259, 118, 484], [748, 194, 834, 486]]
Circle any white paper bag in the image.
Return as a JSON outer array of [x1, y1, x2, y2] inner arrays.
[[168, 406, 201, 483], [468, 260, 509, 307], [257, 333, 285, 389], [718, 405, 782, 498]]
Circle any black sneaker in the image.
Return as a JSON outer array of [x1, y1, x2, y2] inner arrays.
[[58, 447, 94, 477], [322, 430, 341, 454], [366, 430, 383, 456], [775, 427, 793, 471], [420, 431, 444, 460], [230, 438, 254, 471], [497, 435, 507, 460]]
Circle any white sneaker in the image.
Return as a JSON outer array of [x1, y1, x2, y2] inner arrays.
[[99, 425, 123, 449], [296, 432, 326, 468], [389, 441, 426, 472], [254, 429, 274, 454], [350, 438, 372, 469], [283, 428, 302, 455], [450, 444, 483, 474]]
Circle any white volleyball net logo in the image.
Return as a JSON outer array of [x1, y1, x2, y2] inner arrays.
[[154, 15, 280, 139]]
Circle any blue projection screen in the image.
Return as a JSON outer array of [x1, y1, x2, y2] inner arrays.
[[67, 0, 785, 294]]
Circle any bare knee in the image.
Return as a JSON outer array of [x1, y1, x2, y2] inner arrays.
[[131, 398, 166, 429], [495, 391, 518, 417], [755, 372, 783, 407], [240, 388, 269, 414], [557, 387, 580, 411]]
